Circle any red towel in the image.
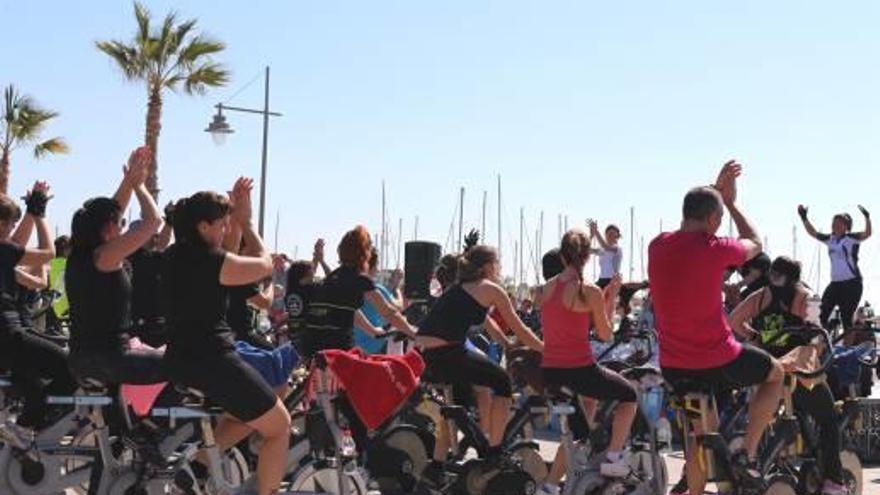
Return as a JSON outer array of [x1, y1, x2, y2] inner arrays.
[[321, 348, 424, 431]]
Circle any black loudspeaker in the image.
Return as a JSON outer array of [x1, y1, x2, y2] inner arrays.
[[404, 241, 442, 300]]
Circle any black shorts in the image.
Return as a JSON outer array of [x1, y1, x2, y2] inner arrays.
[[421, 345, 512, 398], [662, 344, 773, 395], [164, 349, 278, 423], [542, 364, 637, 403]]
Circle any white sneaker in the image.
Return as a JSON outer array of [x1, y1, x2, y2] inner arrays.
[[599, 455, 631, 478], [537, 482, 560, 495]]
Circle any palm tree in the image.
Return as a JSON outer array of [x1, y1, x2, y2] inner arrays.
[[0, 85, 68, 194], [97, 2, 229, 198]]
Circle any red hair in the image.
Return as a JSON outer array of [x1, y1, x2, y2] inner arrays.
[[338, 225, 373, 271]]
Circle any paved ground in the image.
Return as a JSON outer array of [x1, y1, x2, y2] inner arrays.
[[530, 437, 880, 494]]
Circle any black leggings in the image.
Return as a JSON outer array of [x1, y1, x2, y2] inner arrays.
[[164, 349, 278, 423], [69, 346, 166, 385], [542, 365, 637, 403], [820, 278, 863, 330], [9, 331, 77, 429], [422, 345, 512, 398], [793, 383, 844, 484]]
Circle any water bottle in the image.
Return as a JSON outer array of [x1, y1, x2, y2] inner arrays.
[[340, 429, 357, 458], [656, 417, 672, 453]]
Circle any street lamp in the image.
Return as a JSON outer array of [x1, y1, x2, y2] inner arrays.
[[205, 66, 282, 236]]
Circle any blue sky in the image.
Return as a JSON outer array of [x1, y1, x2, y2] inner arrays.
[[3, 1, 879, 302]]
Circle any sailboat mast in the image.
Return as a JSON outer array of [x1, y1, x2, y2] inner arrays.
[[482, 190, 487, 239], [519, 207, 525, 287], [497, 175, 502, 262], [458, 187, 465, 251], [629, 207, 635, 280], [381, 180, 387, 269]]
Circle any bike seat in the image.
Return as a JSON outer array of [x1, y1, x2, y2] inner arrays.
[[623, 366, 662, 381], [665, 375, 717, 396], [544, 384, 576, 402], [78, 377, 111, 395], [174, 385, 207, 406]]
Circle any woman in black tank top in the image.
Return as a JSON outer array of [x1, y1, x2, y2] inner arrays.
[[66, 147, 166, 385], [730, 256, 845, 492], [416, 245, 543, 480]]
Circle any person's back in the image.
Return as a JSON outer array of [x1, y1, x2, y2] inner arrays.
[[66, 250, 132, 351], [648, 231, 744, 369], [540, 278, 592, 368]]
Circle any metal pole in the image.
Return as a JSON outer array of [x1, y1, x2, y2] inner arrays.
[[792, 225, 798, 261], [458, 187, 464, 250], [629, 207, 635, 281], [258, 66, 270, 237], [558, 214, 562, 240], [381, 181, 386, 269], [497, 175, 502, 262], [414, 216, 419, 241], [519, 207, 524, 287], [274, 209, 279, 252], [481, 190, 487, 239], [397, 217, 403, 268]]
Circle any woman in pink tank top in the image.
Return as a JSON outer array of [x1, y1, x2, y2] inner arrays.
[[536, 229, 639, 494]]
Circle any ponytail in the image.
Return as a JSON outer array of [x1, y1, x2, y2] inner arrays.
[[560, 229, 592, 302], [457, 245, 497, 283]]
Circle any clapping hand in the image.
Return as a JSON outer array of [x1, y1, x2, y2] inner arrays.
[[713, 160, 742, 206], [124, 146, 151, 187], [230, 177, 254, 226], [858, 205, 870, 219], [313, 238, 326, 262]]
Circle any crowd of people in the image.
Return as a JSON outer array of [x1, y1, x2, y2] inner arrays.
[[0, 147, 873, 495]]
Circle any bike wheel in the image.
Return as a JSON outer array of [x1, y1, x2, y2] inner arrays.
[[840, 449, 862, 495], [509, 444, 548, 485], [627, 450, 668, 495], [288, 461, 369, 494]]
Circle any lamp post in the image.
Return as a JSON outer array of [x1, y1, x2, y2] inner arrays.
[[205, 66, 282, 236]]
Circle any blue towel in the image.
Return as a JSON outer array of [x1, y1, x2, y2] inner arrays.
[[235, 341, 299, 388]]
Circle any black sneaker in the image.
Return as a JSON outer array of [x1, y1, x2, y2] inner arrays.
[[669, 473, 688, 494], [730, 450, 762, 489]]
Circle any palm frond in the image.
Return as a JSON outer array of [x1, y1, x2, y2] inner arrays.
[[183, 62, 230, 95], [155, 9, 179, 64], [33, 137, 69, 159], [169, 18, 198, 54], [9, 98, 59, 141], [163, 74, 186, 91], [134, 1, 151, 46], [96, 40, 144, 79], [176, 36, 225, 68]]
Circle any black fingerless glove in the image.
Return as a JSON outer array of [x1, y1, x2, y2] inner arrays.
[[23, 190, 50, 217], [164, 202, 176, 226]]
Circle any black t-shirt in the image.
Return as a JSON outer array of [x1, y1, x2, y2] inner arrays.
[[66, 251, 133, 351], [161, 242, 232, 353], [305, 266, 375, 353], [227, 283, 260, 340], [0, 242, 25, 336], [129, 248, 164, 322], [285, 283, 315, 333]]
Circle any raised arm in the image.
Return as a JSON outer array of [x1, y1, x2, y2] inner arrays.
[[852, 205, 872, 241], [312, 239, 332, 276], [19, 182, 56, 267], [11, 191, 34, 246], [715, 160, 762, 259], [112, 147, 150, 213], [95, 185, 162, 271], [797, 205, 824, 241], [220, 178, 273, 286], [488, 283, 543, 353], [589, 220, 611, 251]]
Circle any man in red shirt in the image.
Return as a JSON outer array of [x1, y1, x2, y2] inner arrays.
[[648, 160, 783, 494]]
